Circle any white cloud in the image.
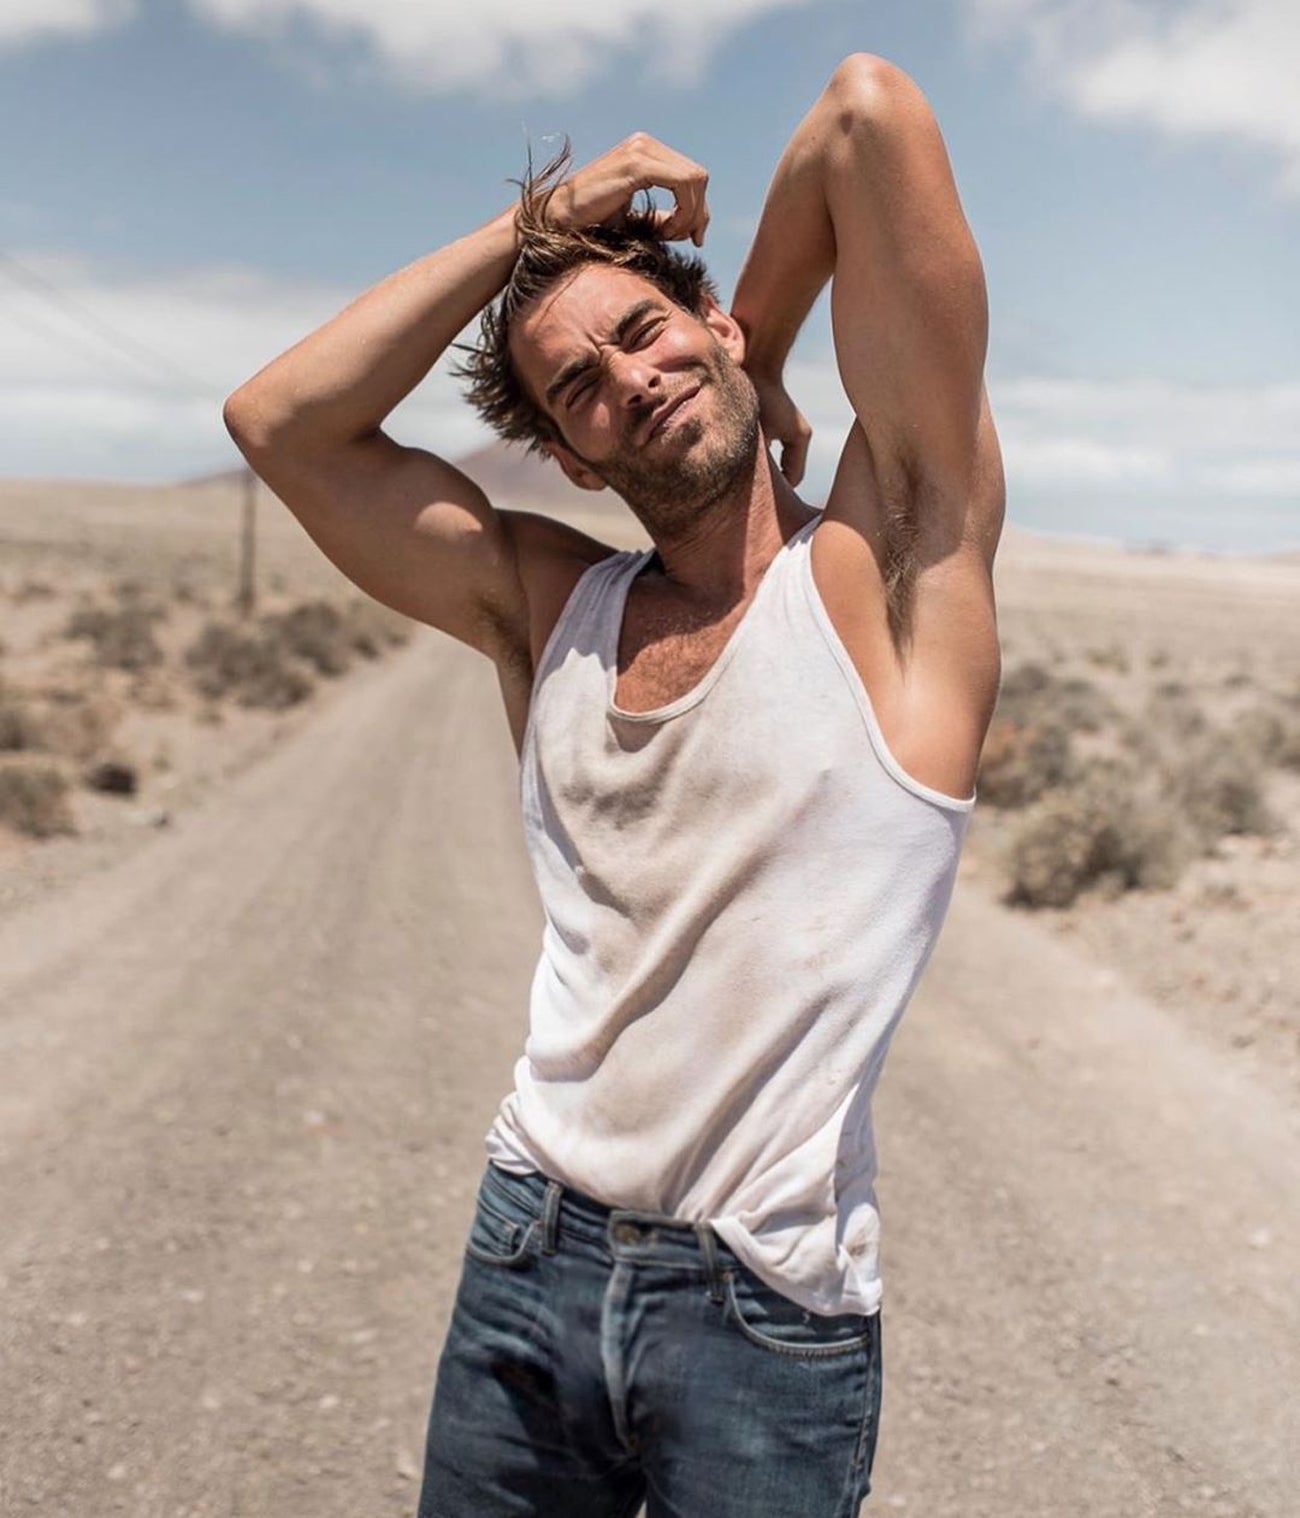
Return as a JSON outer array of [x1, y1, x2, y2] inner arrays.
[[0, 0, 136, 48], [782, 363, 1300, 503], [1206, 458, 1300, 496], [995, 375, 1300, 463], [1002, 434, 1172, 486], [188, 0, 814, 97], [0, 250, 492, 481], [992, 374, 1300, 497], [961, 0, 1300, 198]]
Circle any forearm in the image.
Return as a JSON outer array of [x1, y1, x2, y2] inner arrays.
[[729, 85, 839, 380], [732, 56, 901, 380], [224, 206, 521, 451]]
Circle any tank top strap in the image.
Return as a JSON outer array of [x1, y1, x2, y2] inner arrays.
[[536, 546, 651, 686]]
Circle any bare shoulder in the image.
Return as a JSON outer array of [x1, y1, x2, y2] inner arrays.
[[498, 510, 624, 672]]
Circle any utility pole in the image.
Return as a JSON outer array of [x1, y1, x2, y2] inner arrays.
[[237, 464, 257, 616]]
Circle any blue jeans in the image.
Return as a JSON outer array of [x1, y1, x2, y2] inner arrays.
[[417, 1161, 883, 1517]]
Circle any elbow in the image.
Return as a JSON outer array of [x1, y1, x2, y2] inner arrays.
[[223, 388, 257, 446], [223, 387, 283, 457], [825, 53, 925, 131]]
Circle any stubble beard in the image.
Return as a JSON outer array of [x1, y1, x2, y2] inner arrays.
[[575, 342, 762, 542]]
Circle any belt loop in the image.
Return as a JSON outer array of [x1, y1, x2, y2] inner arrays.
[[694, 1222, 725, 1304], [540, 1180, 563, 1256]]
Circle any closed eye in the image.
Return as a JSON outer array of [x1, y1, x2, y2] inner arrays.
[[566, 374, 596, 408], [563, 315, 666, 408]]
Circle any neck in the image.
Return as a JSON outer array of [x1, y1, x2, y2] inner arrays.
[[635, 441, 819, 604]]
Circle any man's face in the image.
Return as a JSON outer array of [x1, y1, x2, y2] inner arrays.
[[509, 263, 760, 536]]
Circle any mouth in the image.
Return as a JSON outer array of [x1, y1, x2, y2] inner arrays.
[[642, 385, 702, 446]]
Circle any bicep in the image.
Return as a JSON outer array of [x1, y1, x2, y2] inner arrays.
[[825, 57, 989, 509]]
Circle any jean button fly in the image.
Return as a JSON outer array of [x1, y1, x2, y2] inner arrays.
[[612, 1220, 641, 1245]]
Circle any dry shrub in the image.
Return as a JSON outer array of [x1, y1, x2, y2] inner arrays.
[[996, 661, 1116, 734], [185, 595, 408, 710], [184, 621, 315, 709], [64, 600, 165, 671], [0, 681, 42, 751], [1085, 642, 1129, 674], [0, 756, 76, 837], [1235, 701, 1300, 772], [261, 596, 411, 671], [1172, 730, 1276, 845], [1277, 725, 1300, 771], [171, 577, 207, 607], [1005, 759, 1192, 909], [343, 597, 412, 657], [262, 599, 354, 676], [1130, 684, 1275, 840], [977, 716, 1074, 808], [128, 670, 180, 711], [977, 662, 1115, 810], [112, 576, 156, 604], [31, 692, 119, 762], [1123, 681, 1209, 758], [14, 578, 55, 602]]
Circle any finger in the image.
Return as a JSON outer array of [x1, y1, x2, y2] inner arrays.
[[665, 181, 698, 243], [782, 434, 809, 488], [669, 169, 707, 243], [682, 175, 709, 245], [692, 182, 711, 246]]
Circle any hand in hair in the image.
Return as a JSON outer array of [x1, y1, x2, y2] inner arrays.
[[541, 134, 711, 248]]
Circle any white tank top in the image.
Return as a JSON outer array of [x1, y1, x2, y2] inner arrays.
[[485, 510, 975, 1315]]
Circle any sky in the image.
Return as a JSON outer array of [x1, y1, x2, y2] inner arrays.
[[1, 0, 1297, 554]]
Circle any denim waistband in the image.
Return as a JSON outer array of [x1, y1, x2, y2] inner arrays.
[[481, 1160, 733, 1301]]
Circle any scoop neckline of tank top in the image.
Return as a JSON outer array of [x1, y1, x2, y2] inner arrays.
[[605, 511, 823, 724]]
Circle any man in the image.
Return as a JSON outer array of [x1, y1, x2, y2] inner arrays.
[[225, 51, 1003, 1518]]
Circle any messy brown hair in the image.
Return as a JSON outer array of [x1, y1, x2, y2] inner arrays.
[[453, 139, 719, 455]]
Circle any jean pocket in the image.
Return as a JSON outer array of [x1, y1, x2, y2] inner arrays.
[[464, 1201, 539, 1270], [723, 1266, 874, 1359]]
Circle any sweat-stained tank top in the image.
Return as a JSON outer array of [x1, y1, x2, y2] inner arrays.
[[484, 509, 975, 1316]]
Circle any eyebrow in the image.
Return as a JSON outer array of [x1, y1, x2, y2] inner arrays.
[[543, 298, 665, 409]]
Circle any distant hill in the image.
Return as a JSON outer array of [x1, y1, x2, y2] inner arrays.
[[180, 466, 248, 489], [453, 440, 603, 512]]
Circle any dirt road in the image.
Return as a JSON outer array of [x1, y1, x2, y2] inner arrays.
[[1, 630, 1296, 1516]]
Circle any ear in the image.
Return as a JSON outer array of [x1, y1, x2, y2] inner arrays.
[[698, 293, 747, 367], [543, 440, 608, 493]]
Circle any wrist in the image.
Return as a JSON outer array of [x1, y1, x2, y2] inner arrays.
[[734, 317, 790, 383], [485, 203, 524, 255]]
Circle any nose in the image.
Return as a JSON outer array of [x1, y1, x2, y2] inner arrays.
[[606, 348, 662, 411]]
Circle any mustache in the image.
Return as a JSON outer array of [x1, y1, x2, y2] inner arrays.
[[627, 366, 713, 446]]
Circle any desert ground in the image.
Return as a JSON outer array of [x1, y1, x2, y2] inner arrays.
[[0, 466, 1297, 1516]]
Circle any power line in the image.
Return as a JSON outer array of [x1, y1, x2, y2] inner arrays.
[[0, 248, 226, 402]]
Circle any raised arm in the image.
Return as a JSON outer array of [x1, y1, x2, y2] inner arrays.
[[732, 55, 1004, 797], [223, 137, 713, 681], [731, 53, 1004, 572], [223, 208, 540, 662]]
